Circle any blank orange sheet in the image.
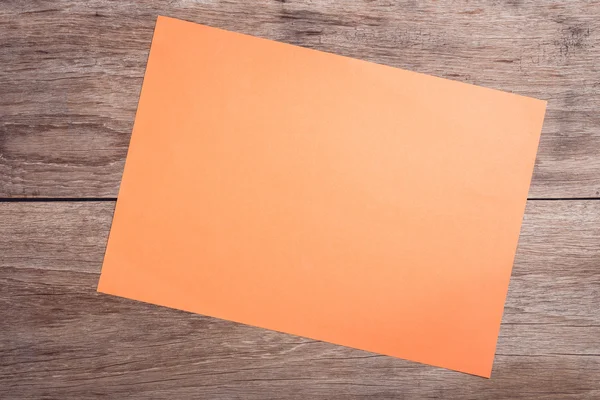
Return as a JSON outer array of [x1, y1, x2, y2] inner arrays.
[[98, 16, 547, 377]]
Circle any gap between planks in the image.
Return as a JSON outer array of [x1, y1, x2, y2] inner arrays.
[[0, 197, 600, 203]]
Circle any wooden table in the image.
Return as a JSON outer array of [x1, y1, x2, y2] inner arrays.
[[1, 1, 599, 398]]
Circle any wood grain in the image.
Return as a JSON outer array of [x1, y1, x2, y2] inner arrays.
[[1, 200, 598, 399], [1, 0, 600, 198]]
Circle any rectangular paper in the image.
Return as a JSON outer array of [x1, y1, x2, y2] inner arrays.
[[98, 16, 546, 377]]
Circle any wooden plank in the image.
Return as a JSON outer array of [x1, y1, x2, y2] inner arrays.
[[0, 201, 598, 398], [1, 0, 599, 198]]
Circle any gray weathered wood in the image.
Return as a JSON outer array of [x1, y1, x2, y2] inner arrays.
[[1, 200, 598, 398], [1, 0, 600, 198]]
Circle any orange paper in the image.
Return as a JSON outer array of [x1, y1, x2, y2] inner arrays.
[[98, 16, 546, 377]]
